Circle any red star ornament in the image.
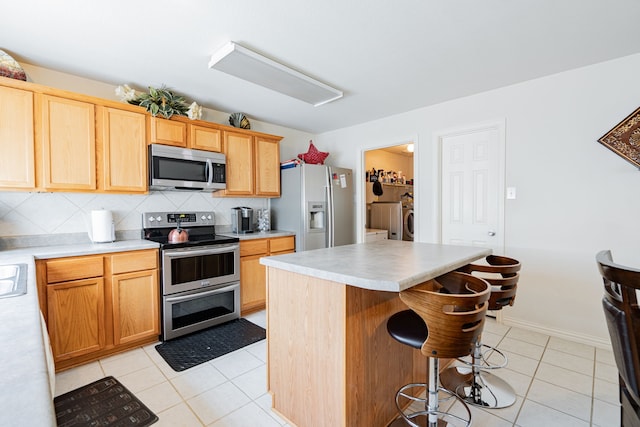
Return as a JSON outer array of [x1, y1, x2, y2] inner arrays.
[[298, 142, 329, 165]]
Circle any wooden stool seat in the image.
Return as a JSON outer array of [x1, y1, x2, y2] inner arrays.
[[441, 255, 521, 409], [386, 271, 490, 427]]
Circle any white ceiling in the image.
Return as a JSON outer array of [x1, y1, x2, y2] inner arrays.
[[3, 0, 640, 134]]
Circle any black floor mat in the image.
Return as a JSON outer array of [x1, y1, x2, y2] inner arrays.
[[155, 318, 266, 372], [54, 376, 158, 427]]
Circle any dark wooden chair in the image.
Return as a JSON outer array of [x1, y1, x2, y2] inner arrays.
[[596, 250, 640, 427], [441, 255, 521, 408], [386, 271, 490, 427]]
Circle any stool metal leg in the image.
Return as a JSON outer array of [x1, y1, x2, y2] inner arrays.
[[441, 338, 517, 409], [392, 357, 472, 427]]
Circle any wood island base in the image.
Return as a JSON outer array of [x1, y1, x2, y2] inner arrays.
[[266, 267, 427, 427]]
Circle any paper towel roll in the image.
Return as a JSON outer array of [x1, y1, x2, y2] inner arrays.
[[90, 210, 115, 243]]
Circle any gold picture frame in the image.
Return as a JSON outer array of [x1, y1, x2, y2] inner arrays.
[[598, 106, 640, 168]]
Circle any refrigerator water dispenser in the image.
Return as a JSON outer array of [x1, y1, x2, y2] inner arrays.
[[308, 202, 326, 231]]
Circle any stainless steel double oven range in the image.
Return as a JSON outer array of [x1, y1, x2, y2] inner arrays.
[[143, 211, 240, 341]]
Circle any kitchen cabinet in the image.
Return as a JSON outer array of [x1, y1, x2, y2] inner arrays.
[[189, 123, 222, 152], [239, 235, 295, 313], [222, 130, 282, 197], [0, 85, 35, 189], [97, 106, 147, 193], [43, 255, 105, 363], [109, 250, 159, 345], [37, 249, 160, 371], [148, 117, 187, 147], [149, 117, 223, 153], [254, 136, 281, 196], [38, 94, 96, 191]]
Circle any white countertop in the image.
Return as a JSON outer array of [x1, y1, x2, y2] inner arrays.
[[0, 239, 160, 426], [218, 230, 295, 241], [0, 239, 160, 260], [260, 240, 491, 292]]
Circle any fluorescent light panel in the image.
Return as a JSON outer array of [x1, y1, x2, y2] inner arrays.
[[208, 42, 342, 107]]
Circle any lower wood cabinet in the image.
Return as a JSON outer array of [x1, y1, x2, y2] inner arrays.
[[240, 236, 295, 314], [37, 249, 160, 371]]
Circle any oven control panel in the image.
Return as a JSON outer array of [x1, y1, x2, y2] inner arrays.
[[143, 211, 215, 228]]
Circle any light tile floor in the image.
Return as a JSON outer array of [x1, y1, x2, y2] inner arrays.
[[54, 312, 620, 426]]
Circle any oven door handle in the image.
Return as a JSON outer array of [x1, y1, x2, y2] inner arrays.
[[165, 283, 238, 303], [164, 245, 239, 258]]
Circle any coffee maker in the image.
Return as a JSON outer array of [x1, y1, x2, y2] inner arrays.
[[231, 207, 254, 233]]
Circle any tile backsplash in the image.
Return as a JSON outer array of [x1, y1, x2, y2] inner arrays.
[[0, 191, 268, 239]]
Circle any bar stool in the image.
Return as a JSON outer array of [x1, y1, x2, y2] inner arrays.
[[386, 271, 490, 427], [440, 255, 521, 409]]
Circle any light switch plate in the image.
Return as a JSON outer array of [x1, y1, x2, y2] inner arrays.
[[506, 187, 517, 199]]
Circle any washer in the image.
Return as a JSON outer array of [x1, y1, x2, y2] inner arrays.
[[402, 206, 414, 241]]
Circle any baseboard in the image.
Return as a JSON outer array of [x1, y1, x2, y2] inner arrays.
[[501, 315, 611, 349]]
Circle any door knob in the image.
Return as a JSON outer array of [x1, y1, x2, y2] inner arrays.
[[488, 231, 496, 236]]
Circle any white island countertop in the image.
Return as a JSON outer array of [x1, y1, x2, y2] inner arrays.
[[260, 240, 491, 292]]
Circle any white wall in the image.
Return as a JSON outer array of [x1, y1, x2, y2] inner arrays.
[[0, 64, 313, 237], [315, 53, 640, 347]]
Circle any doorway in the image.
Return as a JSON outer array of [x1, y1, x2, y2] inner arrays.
[[363, 142, 415, 241], [437, 120, 505, 253]]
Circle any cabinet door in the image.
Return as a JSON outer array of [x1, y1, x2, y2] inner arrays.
[[190, 124, 222, 152], [0, 86, 35, 189], [224, 131, 254, 195], [149, 117, 187, 147], [255, 137, 280, 196], [39, 94, 96, 190], [47, 277, 105, 362], [98, 106, 147, 192], [112, 269, 159, 345], [240, 254, 266, 314], [269, 236, 295, 254]]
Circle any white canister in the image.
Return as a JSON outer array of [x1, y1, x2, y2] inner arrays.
[[89, 210, 115, 243]]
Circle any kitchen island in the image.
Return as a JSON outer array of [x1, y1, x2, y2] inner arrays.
[[260, 240, 491, 427]]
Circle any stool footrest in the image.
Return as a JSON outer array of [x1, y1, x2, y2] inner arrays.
[[395, 383, 471, 427], [456, 343, 508, 370]]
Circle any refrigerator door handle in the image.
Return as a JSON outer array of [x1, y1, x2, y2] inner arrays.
[[326, 183, 333, 247]]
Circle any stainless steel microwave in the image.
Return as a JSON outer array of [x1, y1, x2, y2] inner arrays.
[[149, 144, 226, 191]]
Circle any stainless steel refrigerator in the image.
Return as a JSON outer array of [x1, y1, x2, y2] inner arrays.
[[271, 163, 355, 251]]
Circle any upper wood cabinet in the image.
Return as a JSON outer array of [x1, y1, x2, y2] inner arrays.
[[224, 130, 255, 196], [0, 77, 282, 195], [222, 130, 282, 197], [38, 94, 96, 191], [97, 106, 147, 193], [149, 117, 223, 153], [255, 136, 281, 197], [0, 85, 35, 189], [148, 117, 187, 147], [189, 124, 222, 152]]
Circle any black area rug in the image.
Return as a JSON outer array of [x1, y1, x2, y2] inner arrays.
[[155, 318, 266, 372], [54, 376, 158, 427]]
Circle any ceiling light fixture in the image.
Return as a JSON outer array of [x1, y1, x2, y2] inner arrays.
[[407, 143, 415, 153], [208, 41, 343, 107]]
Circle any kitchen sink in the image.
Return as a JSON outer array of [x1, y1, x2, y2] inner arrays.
[[0, 264, 27, 298]]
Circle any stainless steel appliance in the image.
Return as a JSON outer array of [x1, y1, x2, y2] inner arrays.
[[148, 144, 226, 191], [271, 163, 355, 251], [370, 201, 403, 240], [231, 207, 254, 234], [143, 211, 240, 340]]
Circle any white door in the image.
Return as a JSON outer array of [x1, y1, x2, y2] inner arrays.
[[439, 122, 505, 252]]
